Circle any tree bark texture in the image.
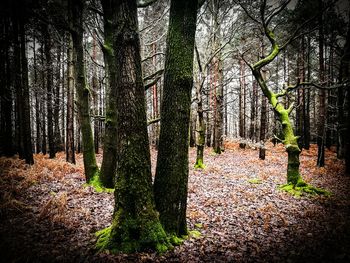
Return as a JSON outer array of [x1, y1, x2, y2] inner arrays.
[[154, 0, 198, 236], [71, 0, 99, 182], [99, 0, 119, 188], [96, 0, 169, 253], [66, 32, 75, 164]]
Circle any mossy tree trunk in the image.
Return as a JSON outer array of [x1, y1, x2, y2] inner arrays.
[[70, 0, 99, 182], [245, 18, 308, 188], [96, 0, 169, 253], [252, 68, 303, 185], [154, 0, 198, 236], [99, 0, 119, 188]]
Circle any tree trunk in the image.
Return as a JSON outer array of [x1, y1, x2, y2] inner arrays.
[[211, 0, 223, 154], [195, 79, 205, 169], [71, 0, 99, 182], [337, 10, 350, 160], [66, 32, 75, 164], [154, 0, 198, 236], [304, 36, 311, 150], [239, 58, 246, 148], [54, 42, 62, 152], [43, 24, 55, 159], [0, 14, 14, 157], [99, 0, 119, 188], [259, 90, 267, 160], [96, 0, 169, 253], [317, 0, 325, 167], [250, 78, 257, 141], [40, 39, 47, 155]]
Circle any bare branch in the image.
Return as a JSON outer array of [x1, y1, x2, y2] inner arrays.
[[147, 117, 160, 125], [265, 0, 292, 26], [144, 76, 162, 91], [143, 69, 164, 82], [137, 0, 158, 8]]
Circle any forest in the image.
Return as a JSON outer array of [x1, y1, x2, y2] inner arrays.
[[0, 0, 349, 262]]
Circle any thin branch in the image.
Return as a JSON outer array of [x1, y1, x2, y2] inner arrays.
[[142, 52, 165, 62], [147, 117, 160, 125], [265, 0, 291, 26], [143, 69, 164, 82], [137, 0, 158, 8], [144, 76, 162, 91]]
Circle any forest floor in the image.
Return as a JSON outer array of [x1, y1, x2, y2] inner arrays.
[[0, 141, 349, 263]]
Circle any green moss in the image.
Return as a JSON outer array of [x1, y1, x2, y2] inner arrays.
[[95, 226, 112, 251], [248, 178, 262, 184], [96, 214, 172, 254], [194, 158, 206, 169], [86, 174, 114, 193], [189, 230, 201, 239], [279, 183, 331, 198], [194, 223, 203, 228], [169, 234, 184, 245]]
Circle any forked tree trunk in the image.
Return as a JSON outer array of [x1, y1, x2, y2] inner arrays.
[[96, 0, 169, 253]]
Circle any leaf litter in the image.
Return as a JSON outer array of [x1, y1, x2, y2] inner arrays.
[[0, 143, 349, 262]]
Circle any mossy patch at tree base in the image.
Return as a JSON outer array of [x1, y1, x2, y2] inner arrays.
[[279, 182, 331, 198], [85, 175, 114, 193], [194, 159, 206, 169], [95, 217, 172, 254]]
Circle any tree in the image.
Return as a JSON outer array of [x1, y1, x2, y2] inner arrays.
[[317, 0, 326, 167], [66, 32, 75, 164], [238, 0, 328, 194], [70, 0, 99, 182], [96, 0, 170, 253], [154, 0, 198, 236], [0, 3, 14, 157], [12, 0, 34, 165], [99, 0, 119, 188], [43, 23, 55, 159]]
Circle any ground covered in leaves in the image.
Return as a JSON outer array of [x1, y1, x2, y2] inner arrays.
[[0, 142, 349, 262]]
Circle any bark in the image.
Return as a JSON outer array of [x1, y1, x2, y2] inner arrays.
[[211, 0, 223, 154], [154, 0, 198, 236], [259, 92, 267, 160], [337, 10, 350, 160], [304, 36, 311, 150], [54, 43, 62, 152], [40, 40, 47, 155], [71, 0, 99, 182], [239, 58, 246, 148], [99, 0, 118, 188], [195, 80, 205, 168], [96, 0, 169, 253], [0, 14, 14, 156], [249, 78, 257, 141], [44, 24, 55, 159], [66, 32, 75, 164], [317, 0, 325, 167], [12, 2, 34, 164]]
